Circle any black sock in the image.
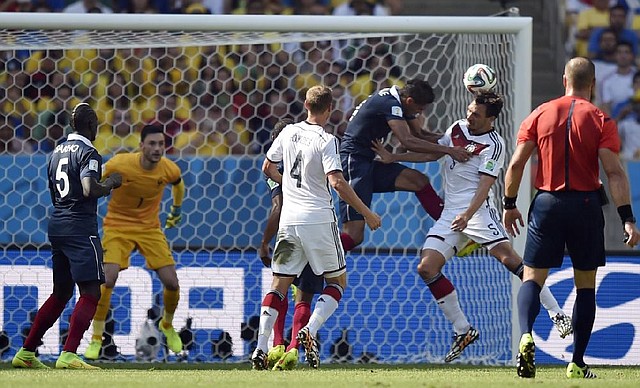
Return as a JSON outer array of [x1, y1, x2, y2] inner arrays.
[[572, 288, 596, 367], [517, 280, 541, 335]]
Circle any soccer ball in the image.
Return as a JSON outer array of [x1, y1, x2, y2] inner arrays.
[[463, 63, 497, 93]]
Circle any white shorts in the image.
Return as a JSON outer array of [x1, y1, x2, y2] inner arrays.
[[272, 222, 346, 278], [422, 201, 509, 260]]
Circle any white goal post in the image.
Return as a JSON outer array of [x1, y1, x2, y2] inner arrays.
[[0, 13, 532, 364]]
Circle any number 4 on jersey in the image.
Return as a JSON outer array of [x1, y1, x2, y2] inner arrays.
[[290, 151, 302, 188]]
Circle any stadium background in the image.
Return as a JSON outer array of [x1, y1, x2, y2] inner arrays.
[[0, 0, 639, 367]]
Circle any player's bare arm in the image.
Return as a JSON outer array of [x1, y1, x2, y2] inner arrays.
[[502, 141, 536, 237], [262, 158, 283, 185], [406, 115, 442, 143], [451, 174, 496, 232], [327, 171, 381, 231], [259, 192, 281, 267], [82, 173, 122, 198], [599, 147, 640, 247], [371, 139, 443, 164], [389, 119, 471, 162]]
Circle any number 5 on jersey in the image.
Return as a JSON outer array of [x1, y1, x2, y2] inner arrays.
[[55, 157, 70, 198]]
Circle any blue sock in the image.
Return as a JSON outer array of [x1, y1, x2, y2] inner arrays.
[[572, 288, 596, 367], [517, 280, 541, 335]]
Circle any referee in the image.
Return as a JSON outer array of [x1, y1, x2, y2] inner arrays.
[[502, 57, 639, 379]]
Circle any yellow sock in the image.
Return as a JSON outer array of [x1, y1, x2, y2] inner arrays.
[[162, 288, 180, 328], [92, 286, 113, 340], [91, 321, 105, 343]]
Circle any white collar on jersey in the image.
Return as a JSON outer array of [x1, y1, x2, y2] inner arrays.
[[67, 133, 95, 149], [390, 85, 401, 102]]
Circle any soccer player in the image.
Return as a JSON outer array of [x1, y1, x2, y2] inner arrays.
[[84, 124, 185, 360], [251, 85, 381, 370], [258, 118, 325, 371], [373, 92, 572, 363], [12, 103, 122, 369], [503, 57, 640, 379], [339, 78, 473, 252]]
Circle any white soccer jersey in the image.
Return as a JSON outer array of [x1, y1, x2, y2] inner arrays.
[[266, 121, 342, 226], [437, 119, 506, 210]]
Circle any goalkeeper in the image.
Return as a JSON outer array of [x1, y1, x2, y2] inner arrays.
[[85, 124, 185, 360]]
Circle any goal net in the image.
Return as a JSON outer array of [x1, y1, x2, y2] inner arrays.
[[0, 13, 531, 365]]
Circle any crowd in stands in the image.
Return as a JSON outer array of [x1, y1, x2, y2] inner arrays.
[[0, 0, 404, 156], [566, 0, 640, 159]]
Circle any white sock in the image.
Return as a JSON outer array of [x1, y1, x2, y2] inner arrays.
[[256, 305, 279, 352], [307, 293, 340, 336], [540, 284, 563, 317], [436, 290, 471, 334]]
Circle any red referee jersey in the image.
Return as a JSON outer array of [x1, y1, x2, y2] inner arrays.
[[517, 95, 620, 191]]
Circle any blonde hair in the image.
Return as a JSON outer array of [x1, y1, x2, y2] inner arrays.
[[564, 57, 595, 90], [305, 85, 333, 115]]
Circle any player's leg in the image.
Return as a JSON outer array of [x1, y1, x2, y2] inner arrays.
[[391, 165, 443, 220], [55, 235, 104, 370], [339, 154, 373, 249], [12, 237, 73, 369], [297, 222, 346, 369], [418, 213, 477, 362], [86, 229, 132, 360], [252, 225, 304, 370], [565, 191, 604, 379], [141, 229, 183, 353], [287, 265, 322, 352], [274, 265, 322, 370], [155, 265, 183, 353], [254, 274, 296, 370], [489, 241, 572, 338], [266, 292, 288, 368], [516, 191, 566, 378]]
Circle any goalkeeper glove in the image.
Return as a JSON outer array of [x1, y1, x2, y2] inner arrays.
[[165, 205, 182, 229]]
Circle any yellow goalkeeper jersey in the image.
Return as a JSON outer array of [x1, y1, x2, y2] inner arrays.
[[103, 152, 181, 229]]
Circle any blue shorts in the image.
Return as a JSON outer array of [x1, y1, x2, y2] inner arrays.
[[339, 154, 407, 222], [293, 264, 324, 294], [523, 190, 605, 270], [50, 235, 105, 284]]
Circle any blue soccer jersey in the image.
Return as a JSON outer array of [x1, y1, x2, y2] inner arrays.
[[47, 133, 103, 236], [340, 85, 407, 160]]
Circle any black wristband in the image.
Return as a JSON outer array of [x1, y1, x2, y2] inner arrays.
[[503, 196, 517, 210], [617, 204, 636, 224]]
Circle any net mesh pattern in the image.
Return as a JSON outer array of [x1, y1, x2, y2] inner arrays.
[[0, 26, 517, 365]]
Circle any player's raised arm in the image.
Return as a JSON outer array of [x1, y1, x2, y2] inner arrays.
[[406, 114, 442, 143], [390, 119, 470, 162], [371, 139, 442, 164]]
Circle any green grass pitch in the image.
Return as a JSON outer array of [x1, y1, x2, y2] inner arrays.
[[2, 363, 640, 388]]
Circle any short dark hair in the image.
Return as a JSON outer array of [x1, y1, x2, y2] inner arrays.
[[70, 102, 97, 134], [141, 124, 164, 142], [271, 117, 293, 141], [474, 91, 504, 119], [402, 78, 435, 105]]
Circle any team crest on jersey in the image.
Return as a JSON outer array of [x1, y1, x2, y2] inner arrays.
[[391, 106, 403, 117], [451, 125, 488, 155]]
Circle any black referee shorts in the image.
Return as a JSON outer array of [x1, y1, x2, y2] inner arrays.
[[523, 190, 605, 270]]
